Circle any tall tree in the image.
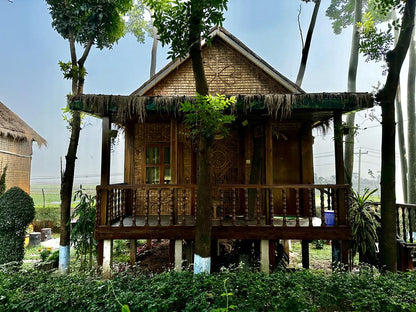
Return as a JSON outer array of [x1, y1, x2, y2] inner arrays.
[[359, 0, 415, 271], [407, 24, 416, 205], [125, 1, 159, 77], [326, 0, 385, 187], [296, 0, 321, 87], [46, 0, 132, 273], [393, 10, 408, 204], [144, 0, 228, 273]]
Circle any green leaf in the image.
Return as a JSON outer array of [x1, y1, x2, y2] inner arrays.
[[121, 304, 131, 312]]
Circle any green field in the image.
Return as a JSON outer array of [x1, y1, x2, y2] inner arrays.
[[30, 184, 96, 208]]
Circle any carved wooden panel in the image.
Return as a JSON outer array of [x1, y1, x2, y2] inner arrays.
[[209, 130, 242, 185]]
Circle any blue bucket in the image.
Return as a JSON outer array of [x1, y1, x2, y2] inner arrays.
[[324, 210, 335, 226]]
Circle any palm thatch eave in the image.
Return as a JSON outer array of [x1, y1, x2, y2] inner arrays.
[[0, 101, 47, 147], [69, 92, 374, 126]]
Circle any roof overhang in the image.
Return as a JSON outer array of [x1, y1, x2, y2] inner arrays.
[[69, 92, 374, 127]]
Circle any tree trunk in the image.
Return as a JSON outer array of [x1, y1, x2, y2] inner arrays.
[[150, 23, 158, 78], [195, 137, 212, 258], [188, 0, 211, 272], [59, 34, 92, 273], [379, 0, 415, 272], [344, 0, 362, 187], [396, 82, 408, 202], [344, 113, 356, 186], [394, 12, 408, 203], [59, 111, 81, 272], [296, 0, 321, 86], [407, 30, 416, 204]]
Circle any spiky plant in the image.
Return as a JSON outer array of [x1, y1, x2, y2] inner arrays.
[[349, 188, 380, 265]]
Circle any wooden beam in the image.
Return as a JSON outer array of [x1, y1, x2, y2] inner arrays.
[[265, 120, 273, 224], [265, 120, 273, 185], [170, 118, 178, 184], [124, 122, 134, 184], [95, 225, 352, 241], [101, 116, 111, 186]]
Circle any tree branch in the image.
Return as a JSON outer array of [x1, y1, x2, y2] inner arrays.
[[298, 4, 304, 49], [78, 39, 94, 68]]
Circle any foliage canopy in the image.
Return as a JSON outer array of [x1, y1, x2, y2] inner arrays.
[[180, 94, 236, 145], [143, 0, 228, 60], [46, 0, 132, 49]]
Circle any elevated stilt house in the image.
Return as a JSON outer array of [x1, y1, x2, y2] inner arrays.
[[71, 28, 373, 272], [0, 101, 46, 194]]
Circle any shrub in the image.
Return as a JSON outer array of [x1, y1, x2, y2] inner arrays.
[[0, 187, 35, 265], [1, 269, 416, 311], [0, 165, 6, 196], [71, 190, 96, 269], [349, 188, 380, 265]]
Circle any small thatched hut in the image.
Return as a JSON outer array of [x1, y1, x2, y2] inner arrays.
[[0, 101, 46, 193]]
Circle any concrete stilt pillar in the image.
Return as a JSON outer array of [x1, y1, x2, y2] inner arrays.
[[103, 240, 112, 278], [260, 240, 270, 274], [174, 240, 182, 272]]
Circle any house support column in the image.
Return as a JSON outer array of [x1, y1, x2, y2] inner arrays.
[[260, 240, 270, 274], [103, 239, 113, 278], [175, 240, 183, 272], [302, 240, 310, 269], [98, 116, 111, 267], [265, 120, 273, 223], [333, 111, 348, 268], [124, 122, 137, 265]]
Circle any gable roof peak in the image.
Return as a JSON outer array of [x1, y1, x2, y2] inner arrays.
[[132, 27, 304, 96]]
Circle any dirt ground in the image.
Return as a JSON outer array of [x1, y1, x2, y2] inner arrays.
[[133, 239, 333, 274]]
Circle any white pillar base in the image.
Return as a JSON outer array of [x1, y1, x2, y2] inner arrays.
[[58, 245, 70, 274], [260, 240, 270, 274], [194, 254, 211, 274], [103, 240, 112, 277], [174, 240, 182, 272]]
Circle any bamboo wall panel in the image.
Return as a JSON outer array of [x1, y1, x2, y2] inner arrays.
[[0, 136, 32, 193], [144, 37, 291, 96]]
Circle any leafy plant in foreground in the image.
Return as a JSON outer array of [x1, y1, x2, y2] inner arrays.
[[0, 187, 35, 266], [71, 189, 96, 270], [349, 188, 380, 265]]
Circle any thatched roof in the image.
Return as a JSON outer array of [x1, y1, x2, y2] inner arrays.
[[0, 101, 46, 147], [69, 92, 374, 126], [132, 27, 304, 96]]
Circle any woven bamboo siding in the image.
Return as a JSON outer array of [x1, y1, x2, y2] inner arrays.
[[144, 37, 291, 96], [0, 136, 32, 193], [133, 122, 194, 215]]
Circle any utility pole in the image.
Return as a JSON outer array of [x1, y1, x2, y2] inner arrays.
[[357, 148, 368, 194]]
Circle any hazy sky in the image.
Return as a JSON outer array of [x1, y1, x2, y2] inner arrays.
[[0, 0, 407, 197]]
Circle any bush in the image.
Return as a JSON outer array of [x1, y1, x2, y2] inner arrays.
[[0, 187, 35, 265], [1, 269, 416, 311], [71, 190, 96, 269]]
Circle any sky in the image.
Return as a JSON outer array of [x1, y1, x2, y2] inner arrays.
[[0, 0, 410, 199]]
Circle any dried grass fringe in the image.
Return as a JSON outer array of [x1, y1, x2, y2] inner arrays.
[[70, 92, 373, 125]]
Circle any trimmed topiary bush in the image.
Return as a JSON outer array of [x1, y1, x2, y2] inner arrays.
[[0, 187, 35, 265]]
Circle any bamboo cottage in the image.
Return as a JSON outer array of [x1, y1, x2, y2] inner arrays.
[[0, 101, 46, 193], [70, 27, 374, 272]]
